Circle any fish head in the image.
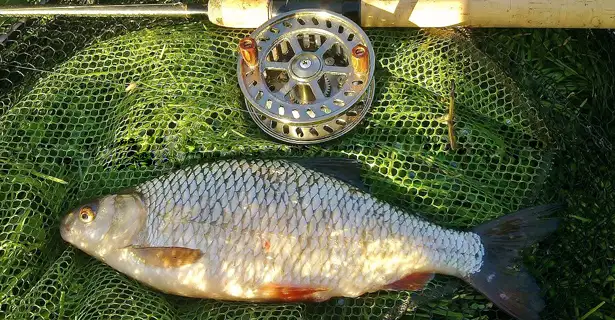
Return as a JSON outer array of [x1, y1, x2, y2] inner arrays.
[[61, 192, 146, 257]]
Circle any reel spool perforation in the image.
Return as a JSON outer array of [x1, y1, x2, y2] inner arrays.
[[238, 10, 375, 144]]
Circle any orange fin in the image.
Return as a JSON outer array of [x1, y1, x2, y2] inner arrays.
[[385, 272, 434, 291], [259, 284, 329, 302], [130, 246, 203, 268]]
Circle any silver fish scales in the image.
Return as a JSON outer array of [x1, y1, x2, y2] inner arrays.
[[61, 158, 561, 320]]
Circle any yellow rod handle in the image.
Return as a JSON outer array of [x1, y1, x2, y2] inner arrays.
[[207, 0, 269, 28], [361, 0, 615, 28]]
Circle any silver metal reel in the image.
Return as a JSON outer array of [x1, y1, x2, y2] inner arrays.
[[238, 9, 376, 144]]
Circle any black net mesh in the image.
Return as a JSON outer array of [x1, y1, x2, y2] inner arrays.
[[0, 2, 613, 319]]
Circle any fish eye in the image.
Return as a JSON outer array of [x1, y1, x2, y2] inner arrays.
[[79, 207, 96, 223]]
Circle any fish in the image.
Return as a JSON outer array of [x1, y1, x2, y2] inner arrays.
[[60, 158, 561, 320]]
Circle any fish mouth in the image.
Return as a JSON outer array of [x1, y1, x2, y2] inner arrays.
[[60, 212, 73, 241]]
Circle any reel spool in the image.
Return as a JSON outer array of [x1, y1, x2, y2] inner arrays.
[[237, 9, 376, 144]]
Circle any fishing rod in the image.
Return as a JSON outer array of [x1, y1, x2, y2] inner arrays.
[[1, 0, 614, 29]]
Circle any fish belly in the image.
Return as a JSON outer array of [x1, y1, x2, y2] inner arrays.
[[120, 160, 483, 301]]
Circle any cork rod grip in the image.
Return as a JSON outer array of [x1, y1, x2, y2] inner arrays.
[[207, 0, 615, 29], [361, 0, 615, 28], [207, 0, 270, 28]]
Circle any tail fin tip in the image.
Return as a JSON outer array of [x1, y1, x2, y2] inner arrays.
[[466, 203, 563, 320]]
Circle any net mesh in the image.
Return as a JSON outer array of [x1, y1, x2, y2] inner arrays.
[[0, 2, 614, 319]]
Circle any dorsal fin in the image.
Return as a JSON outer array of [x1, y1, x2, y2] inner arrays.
[[288, 157, 368, 192]]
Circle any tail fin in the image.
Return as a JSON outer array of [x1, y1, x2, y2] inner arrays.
[[465, 204, 562, 320]]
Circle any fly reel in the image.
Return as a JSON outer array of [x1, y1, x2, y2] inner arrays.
[[237, 9, 376, 144]]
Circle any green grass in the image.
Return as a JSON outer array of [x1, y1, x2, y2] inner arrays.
[[466, 28, 615, 320]]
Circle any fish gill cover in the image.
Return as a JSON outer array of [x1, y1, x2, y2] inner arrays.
[[0, 1, 614, 319]]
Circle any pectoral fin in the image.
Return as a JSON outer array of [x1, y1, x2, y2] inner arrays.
[[130, 246, 203, 268]]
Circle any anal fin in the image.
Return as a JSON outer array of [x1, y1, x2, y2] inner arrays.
[[385, 272, 434, 291], [259, 284, 329, 302], [130, 246, 203, 268]]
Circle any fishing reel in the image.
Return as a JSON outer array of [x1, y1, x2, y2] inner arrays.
[[237, 9, 376, 144]]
